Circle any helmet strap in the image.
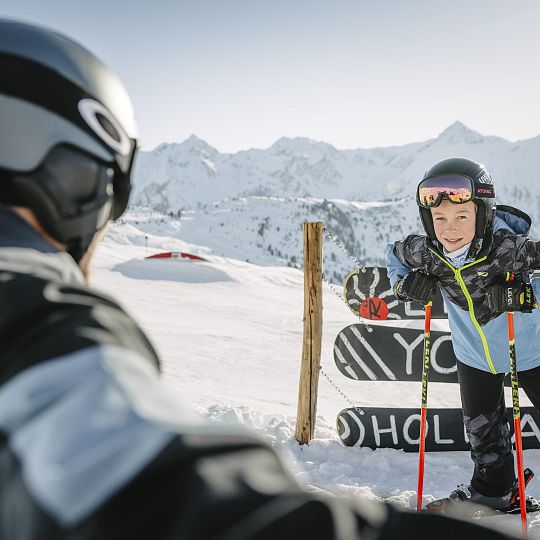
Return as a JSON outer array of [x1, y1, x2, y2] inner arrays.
[[475, 203, 487, 238], [419, 207, 437, 242]]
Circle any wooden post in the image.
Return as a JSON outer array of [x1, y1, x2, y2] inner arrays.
[[295, 221, 323, 445]]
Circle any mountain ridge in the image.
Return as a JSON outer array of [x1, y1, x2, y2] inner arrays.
[[130, 122, 540, 280]]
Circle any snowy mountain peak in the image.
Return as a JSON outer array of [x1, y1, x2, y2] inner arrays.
[[182, 134, 219, 155], [184, 133, 210, 146], [153, 135, 219, 157], [270, 136, 337, 156], [438, 121, 483, 144]]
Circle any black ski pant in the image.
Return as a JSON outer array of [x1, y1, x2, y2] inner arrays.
[[457, 361, 540, 497]]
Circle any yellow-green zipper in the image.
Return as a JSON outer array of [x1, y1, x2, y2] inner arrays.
[[429, 248, 497, 374]]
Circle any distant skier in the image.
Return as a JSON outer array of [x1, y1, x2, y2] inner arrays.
[[0, 18, 526, 539], [388, 157, 540, 513]]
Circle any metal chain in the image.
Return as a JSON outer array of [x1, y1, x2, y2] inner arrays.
[[322, 272, 372, 332], [322, 227, 373, 331], [321, 271, 347, 304], [319, 365, 358, 409], [317, 226, 371, 408], [323, 229, 366, 272]]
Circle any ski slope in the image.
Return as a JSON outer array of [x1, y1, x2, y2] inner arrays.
[[91, 211, 540, 535]]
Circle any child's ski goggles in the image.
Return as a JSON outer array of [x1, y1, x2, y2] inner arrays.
[[417, 175, 495, 208]]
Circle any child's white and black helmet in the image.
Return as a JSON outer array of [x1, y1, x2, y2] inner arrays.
[[0, 19, 138, 260], [417, 157, 496, 242]]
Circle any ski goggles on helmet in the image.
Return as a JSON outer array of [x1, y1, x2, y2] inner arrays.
[[416, 175, 495, 209]]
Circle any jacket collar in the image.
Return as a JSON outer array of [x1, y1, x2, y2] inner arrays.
[[0, 203, 58, 253], [0, 204, 84, 286]]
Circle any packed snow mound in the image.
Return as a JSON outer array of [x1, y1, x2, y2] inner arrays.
[[113, 258, 234, 283]]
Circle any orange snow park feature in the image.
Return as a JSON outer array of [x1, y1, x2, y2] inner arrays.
[[145, 252, 207, 261]]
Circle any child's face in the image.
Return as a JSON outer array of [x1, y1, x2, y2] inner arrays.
[[430, 199, 477, 252]]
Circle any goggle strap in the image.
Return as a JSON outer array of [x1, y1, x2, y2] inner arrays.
[[474, 184, 495, 198]]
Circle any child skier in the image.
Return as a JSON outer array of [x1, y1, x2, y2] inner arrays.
[[387, 157, 540, 513]]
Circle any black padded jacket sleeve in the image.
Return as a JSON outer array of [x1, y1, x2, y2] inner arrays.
[[393, 234, 431, 271], [505, 235, 540, 272]]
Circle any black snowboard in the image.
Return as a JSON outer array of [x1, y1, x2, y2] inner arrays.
[[334, 323, 457, 382], [337, 406, 540, 451], [333, 323, 512, 386], [344, 267, 447, 320]]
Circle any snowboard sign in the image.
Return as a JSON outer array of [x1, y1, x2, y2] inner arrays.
[[344, 267, 447, 320], [337, 406, 540, 452], [333, 323, 512, 386]]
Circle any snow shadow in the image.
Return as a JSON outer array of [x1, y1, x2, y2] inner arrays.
[[112, 259, 234, 283]]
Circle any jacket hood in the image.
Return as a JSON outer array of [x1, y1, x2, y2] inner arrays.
[[493, 204, 532, 236]]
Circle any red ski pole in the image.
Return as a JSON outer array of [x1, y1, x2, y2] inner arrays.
[[417, 300, 432, 512], [507, 307, 528, 536]]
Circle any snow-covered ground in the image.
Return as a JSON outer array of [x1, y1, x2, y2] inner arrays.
[[91, 210, 540, 535]]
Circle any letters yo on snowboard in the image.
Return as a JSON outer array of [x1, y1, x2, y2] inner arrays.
[[388, 157, 540, 518]]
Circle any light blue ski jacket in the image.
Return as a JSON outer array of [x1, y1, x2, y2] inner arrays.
[[387, 211, 540, 374]]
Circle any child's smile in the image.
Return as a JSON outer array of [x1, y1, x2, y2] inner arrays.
[[430, 199, 477, 252]]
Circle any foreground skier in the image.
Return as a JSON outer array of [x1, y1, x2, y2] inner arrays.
[[0, 18, 528, 539], [388, 157, 540, 514]]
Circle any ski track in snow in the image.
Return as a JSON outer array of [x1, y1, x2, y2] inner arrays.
[[90, 211, 540, 536]]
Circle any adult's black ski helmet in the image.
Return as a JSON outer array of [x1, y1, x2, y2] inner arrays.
[[0, 19, 138, 260], [417, 157, 496, 242]]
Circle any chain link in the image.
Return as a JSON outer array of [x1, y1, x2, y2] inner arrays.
[[319, 365, 358, 409], [322, 272, 372, 332], [323, 229, 366, 272], [321, 272, 345, 303]]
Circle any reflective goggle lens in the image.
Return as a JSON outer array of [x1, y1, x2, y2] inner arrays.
[[417, 175, 474, 208]]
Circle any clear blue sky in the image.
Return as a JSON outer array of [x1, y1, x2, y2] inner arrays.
[[2, 1, 540, 152]]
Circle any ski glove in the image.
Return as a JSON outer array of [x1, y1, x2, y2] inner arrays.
[[393, 271, 437, 304], [486, 281, 538, 313]]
